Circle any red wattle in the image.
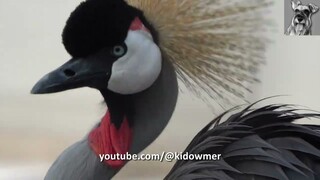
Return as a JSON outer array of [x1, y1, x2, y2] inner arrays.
[[89, 111, 133, 169]]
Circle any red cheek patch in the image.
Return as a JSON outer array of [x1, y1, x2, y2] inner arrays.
[[129, 17, 150, 33], [89, 111, 133, 169]]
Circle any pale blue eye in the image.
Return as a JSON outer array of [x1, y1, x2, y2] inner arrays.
[[112, 45, 126, 57]]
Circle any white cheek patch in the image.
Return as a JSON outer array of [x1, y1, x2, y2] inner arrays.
[[107, 30, 162, 95]]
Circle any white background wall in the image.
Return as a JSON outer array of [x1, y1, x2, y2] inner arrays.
[[0, 0, 320, 179]]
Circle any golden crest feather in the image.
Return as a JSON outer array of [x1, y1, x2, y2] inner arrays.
[[127, 0, 273, 108]]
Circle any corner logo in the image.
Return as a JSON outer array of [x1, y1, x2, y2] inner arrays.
[[285, 0, 319, 35]]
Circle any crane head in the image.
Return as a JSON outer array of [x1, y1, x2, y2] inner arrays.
[[31, 0, 162, 95]]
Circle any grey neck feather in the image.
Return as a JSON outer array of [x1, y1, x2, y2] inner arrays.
[[129, 57, 178, 154], [44, 58, 178, 180]]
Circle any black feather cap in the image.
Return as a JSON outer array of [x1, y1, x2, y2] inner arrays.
[[62, 0, 142, 58]]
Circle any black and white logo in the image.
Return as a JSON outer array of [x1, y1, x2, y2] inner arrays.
[[285, 0, 319, 35]]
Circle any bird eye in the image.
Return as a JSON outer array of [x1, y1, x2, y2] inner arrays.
[[111, 44, 127, 57]]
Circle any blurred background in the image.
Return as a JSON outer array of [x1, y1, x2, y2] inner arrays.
[[0, 0, 320, 179]]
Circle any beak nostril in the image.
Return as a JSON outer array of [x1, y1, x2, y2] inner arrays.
[[64, 69, 76, 77]]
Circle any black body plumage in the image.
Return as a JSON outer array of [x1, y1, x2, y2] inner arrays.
[[166, 104, 320, 180]]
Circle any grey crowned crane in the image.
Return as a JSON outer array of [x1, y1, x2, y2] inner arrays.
[[30, 0, 320, 179]]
